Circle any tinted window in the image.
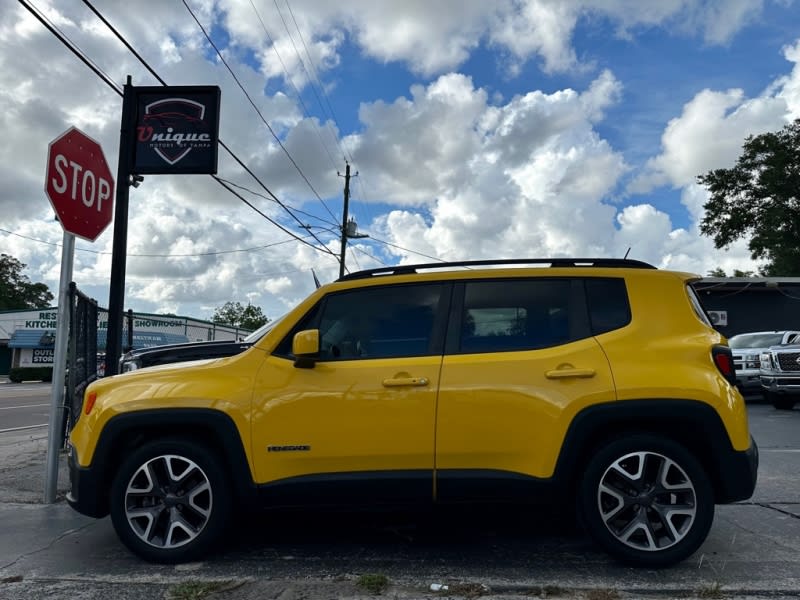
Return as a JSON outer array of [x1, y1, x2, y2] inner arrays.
[[585, 278, 631, 335], [277, 283, 445, 360], [457, 279, 583, 353]]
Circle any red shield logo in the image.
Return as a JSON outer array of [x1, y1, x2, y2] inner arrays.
[[141, 98, 209, 165]]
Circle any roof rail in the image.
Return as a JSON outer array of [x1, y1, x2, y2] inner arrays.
[[337, 258, 656, 281]]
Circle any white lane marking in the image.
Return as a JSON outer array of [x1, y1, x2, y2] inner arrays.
[[0, 424, 48, 433], [0, 403, 50, 410]]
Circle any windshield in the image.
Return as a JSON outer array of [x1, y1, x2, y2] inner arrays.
[[728, 332, 785, 349], [243, 313, 286, 343]]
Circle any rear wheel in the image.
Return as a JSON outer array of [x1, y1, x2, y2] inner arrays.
[[579, 434, 714, 567], [109, 439, 231, 563]]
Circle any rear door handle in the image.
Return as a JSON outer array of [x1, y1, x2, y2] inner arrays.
[[382, 377, 429, 387], [545, 368, 596, 379]]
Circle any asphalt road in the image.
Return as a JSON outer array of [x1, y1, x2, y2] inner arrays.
[[0, 384, 797, 599], [0, 383, 50, 433]]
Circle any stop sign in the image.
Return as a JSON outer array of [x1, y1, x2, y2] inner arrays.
[[45, 127, 115, 242]]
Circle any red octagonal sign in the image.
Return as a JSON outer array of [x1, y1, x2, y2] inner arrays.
[[45, 127, 115, 242]]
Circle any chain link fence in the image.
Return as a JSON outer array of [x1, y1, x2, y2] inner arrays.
[[65, 282, 98, 438]]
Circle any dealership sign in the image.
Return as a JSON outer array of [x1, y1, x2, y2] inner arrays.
[[132, 85, 221, 174]]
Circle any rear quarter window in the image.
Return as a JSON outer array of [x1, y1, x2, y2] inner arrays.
[[686, 284, 713, 327], [585, 278, 631, 335]]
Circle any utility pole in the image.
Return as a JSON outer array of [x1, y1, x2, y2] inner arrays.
[[338, 163, 365, 277]]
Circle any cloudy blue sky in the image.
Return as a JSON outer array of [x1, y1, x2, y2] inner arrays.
[[2, 0, 800, 321]]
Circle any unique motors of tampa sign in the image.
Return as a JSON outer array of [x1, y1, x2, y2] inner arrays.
[[131, 85, 221, 174]]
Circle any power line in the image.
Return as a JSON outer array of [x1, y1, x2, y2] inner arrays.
[[19, 0, 121, 93], [212, 175, 339, 262], [182, 0, 338, 223], [350, 244, 389, 268], [214, 177, 339, 229], [365, 235, 447, 263], [283, 0, 353, 165], [78, 0, 338, 260], [0, 227, 309, 258], [248, 0, 340, 175], [81, 0, 166, 86]]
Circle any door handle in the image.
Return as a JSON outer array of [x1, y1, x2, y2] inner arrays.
[[545, 367, 596, 379], [382, 377, 429, 387]]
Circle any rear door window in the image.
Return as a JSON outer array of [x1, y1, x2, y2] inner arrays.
[[450, 278, 591, 353]]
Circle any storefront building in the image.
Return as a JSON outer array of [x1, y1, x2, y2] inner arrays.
[[0, 307, 249, 374]]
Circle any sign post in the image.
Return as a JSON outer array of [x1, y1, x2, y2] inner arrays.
[[43, 232, 74, 503], [43, 127, 115, 503], [105, 78, 221, 375]]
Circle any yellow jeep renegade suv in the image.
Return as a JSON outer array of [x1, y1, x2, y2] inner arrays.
[[67, 258, 758, 567]]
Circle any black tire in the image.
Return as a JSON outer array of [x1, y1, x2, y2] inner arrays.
[[109, 438, 232, 563], [768, 392, 797, 410], [578, 434, 714, 567]]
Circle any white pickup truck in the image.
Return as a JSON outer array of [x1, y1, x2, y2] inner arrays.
[[759, 336, 800, 410], [728, 331, 800, 397]]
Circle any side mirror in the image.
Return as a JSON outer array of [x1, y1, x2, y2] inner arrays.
[[292, 329, 320, 369]]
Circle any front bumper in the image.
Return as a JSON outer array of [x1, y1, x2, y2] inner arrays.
[[66, 445, 109, 518], [760, 374, 800, 394]]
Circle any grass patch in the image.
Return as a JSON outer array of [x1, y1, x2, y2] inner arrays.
[[697, 582, 726, 599], [356, 573, 389, 595], [586, 590, 620, 600], [543, 585, 566, 597], [168, 580, 232, 600], [446, 582, 489, 598]]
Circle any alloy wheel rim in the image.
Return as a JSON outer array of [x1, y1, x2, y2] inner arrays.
[[597, 450, 697, 552], [124, 454, 213, 549]]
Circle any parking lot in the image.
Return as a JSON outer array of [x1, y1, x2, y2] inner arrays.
[[0, 384, 797, 599]]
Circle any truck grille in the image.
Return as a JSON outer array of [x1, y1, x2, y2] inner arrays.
[[777, 352, 800, 372]]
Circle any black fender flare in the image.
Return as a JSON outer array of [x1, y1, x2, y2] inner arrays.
[[553, 399, 756, 503]]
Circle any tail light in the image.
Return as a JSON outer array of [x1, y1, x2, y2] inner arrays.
[[712, 345, 736, 385]]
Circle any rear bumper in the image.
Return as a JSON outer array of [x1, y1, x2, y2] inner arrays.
[[716, 436, 758, 504]]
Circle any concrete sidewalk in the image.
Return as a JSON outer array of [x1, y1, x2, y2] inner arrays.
[[1, 429, 799, 600]]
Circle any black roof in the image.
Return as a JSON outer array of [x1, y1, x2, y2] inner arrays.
[[338, 258, 656, 282]]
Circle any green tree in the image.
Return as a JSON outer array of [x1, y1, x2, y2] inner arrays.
[[0, 254, 54, 310], [698, 119, 800, 276], [706, 268, 755, 277], [211, 301, 269, 330]]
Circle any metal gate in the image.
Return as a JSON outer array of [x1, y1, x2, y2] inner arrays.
[[64, 282, 98, 437]]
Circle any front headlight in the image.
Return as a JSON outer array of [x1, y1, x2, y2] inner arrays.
[[759, 352, 773, 369]]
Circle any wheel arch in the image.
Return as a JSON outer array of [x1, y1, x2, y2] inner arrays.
[[555, 399, 745, 504], [90, 409, 257, 516]]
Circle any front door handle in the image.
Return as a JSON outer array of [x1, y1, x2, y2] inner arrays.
[[545, 367, 596, 379], [383, 377, 429, 387]]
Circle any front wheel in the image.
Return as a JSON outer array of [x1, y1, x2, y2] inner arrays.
[[766, 392, 797, 410], [578, 435, 714, 567], [109, 439, 231, 563]]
